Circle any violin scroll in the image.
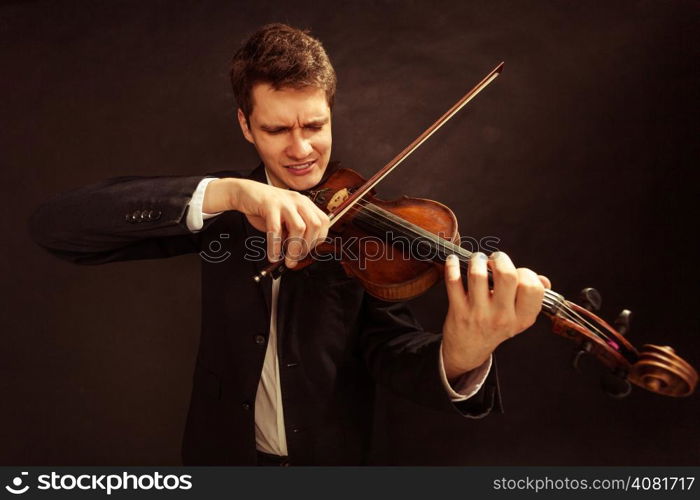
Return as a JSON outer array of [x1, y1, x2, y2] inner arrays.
[[629, 345, 698, 397], [548, 288, 698, 397]]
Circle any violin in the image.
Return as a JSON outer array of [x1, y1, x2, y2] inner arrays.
[[253, 63, 698, 398]]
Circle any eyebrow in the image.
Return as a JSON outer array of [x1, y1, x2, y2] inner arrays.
[[259, 117, 329, 132]]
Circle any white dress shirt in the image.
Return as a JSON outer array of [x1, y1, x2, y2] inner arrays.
[[186, 174, 492, 456]]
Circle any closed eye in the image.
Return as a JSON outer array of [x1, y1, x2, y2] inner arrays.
[[265, 128, 287, 135]]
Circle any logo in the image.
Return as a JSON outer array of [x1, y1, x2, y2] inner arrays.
[[4, 471, 193, 495], [200, 233, 232, 263], [5, 472, 29, 495]]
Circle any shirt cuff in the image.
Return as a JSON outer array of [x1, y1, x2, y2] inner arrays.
[[186, 177, 223, 232], [439, 341, 492, 402]]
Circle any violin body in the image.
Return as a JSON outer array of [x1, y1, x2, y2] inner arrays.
[[304, 168, 459, 301]]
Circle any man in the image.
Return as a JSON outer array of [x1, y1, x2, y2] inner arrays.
[[29, 23, 549, 465]]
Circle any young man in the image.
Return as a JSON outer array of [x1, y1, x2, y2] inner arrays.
[[29, 23, 549, 465]]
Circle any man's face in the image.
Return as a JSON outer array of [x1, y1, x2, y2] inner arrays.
[[237, 83, 332, 191]]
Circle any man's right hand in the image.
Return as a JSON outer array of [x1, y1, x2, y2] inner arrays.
[[202, 178, 330, 268]]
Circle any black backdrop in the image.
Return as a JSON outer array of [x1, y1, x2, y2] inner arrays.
[[2, 0, 698, 465]]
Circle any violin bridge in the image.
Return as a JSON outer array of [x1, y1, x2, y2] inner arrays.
[[326, 188, 350, 212]]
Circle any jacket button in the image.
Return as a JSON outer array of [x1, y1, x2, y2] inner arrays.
[[153, 210, 162, 220], [145, 209, 154, 221], [242, 402, 251, 411], [255, 335, 265, 345]]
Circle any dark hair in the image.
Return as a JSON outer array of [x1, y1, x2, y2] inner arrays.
[[230, 23, 337, 121]]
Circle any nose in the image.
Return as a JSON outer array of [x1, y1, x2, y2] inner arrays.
[[286, 130, 313, 160]]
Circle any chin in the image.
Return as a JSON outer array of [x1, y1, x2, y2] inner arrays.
[[283, 168, 325, 191], [287, 177, 319, 191]]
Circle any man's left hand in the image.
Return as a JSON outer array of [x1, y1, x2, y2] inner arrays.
[[441, 252, 551, 381]]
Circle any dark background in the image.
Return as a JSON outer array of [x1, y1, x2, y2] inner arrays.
[[1, 0, 698, 465]]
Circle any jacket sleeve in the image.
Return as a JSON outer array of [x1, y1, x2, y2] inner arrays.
[[28, 171, 242, 265], [359, 293, 502, 418]]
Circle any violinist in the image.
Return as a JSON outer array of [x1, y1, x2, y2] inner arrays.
[[29, 23, 550, 466]]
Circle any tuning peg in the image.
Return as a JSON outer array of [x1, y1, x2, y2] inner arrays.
[[601, 369, 632, 398], [572, 341, 593, 373], [578, 287, 602, 312], [614, 309, 632, 336]]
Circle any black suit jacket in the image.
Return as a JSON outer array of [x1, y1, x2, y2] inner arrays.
[[29, 164, 502, 465]]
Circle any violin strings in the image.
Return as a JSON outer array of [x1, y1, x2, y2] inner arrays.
[[336, 198, 620, 350]]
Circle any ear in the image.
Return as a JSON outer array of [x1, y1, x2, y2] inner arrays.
[[237, 108, 255, 144]]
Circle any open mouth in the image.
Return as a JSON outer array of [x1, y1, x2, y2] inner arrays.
[[284, 160, 316, 175]]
